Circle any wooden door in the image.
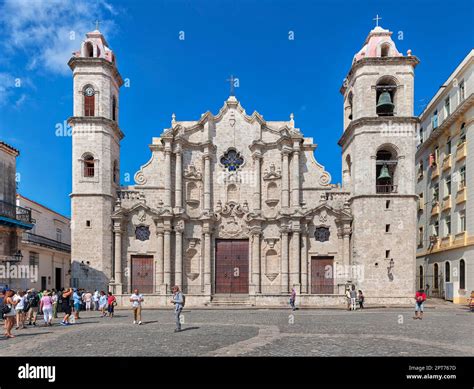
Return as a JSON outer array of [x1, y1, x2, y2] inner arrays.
[[215, 240, 249, 294], [131, 255, 154, 293], [311, 256, 334, 294]]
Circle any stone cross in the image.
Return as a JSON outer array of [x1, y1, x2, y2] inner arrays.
[[226, 75, 236, 96], [373, 14, 382, 27], [95, 19, 101, 31]]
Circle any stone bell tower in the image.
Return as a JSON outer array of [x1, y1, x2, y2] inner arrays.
[[68, 28, 124, 291], [339, 23, 419, 303]]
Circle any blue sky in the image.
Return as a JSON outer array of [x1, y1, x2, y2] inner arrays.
[[0, 0, 472, 217]]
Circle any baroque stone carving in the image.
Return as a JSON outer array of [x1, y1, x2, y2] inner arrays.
[[184, 164, 202, 180], [263, 163, 282, 180]]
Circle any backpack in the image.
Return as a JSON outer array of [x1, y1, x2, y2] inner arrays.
[[29, 293, 39, 307], [0, 301, 11, 318], [181, 293, 185, 308], [23, 300, 30, 313]]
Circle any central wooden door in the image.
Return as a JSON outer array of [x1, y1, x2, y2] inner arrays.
[[131, 255, 154, 293], [311, 256, 334, 294], [215, 240, 249, 294]]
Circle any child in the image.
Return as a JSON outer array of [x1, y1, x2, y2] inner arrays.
[[358, 290, 364, 309]]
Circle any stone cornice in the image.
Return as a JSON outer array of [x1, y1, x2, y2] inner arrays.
[[341, 56, 420, 94], [68, 57, 124, 87], [68, 116, 125, 141], [338, 116, 419, 147]]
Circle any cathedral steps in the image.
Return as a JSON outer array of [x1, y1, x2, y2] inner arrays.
[[210, 294, 254, 307]]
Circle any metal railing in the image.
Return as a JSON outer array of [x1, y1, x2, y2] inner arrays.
[[376, 185, 398, 194], [22, 232, 71, 253], [0, 199, 32, 224]]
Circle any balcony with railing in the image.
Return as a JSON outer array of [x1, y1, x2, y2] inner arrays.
[[442, 154, 452, 172], [22, 232, 71, 253], [441, 195, 452, 212], [431, 165, 440, 180], [431, 201, 440, 216], [0, 199, 33, 228], [456, 186, 467, 204], [456, 142, 467, 162], [376, 185, 398, 194]]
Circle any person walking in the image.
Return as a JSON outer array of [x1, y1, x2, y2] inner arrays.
[[40, 290, 53, 326], [107, 292, 116, 318], [170, 285, 184, 332], [3, 290, 18, 338], [130, 289, 144, 325], [73, 289, 82, 320], [413, 289, 427, 320], [51, 289, 58, 318], [14, 290, 26, 330], [93, 290, 100, 311], [26, 289, 39, 326], [83, 291, 93, 311], [345, 287, 351, 311], [60, 288, 73, 326], [350, 285, 357, 311], [358, 290, 365, 309], [289, 287, 297, 311], [99, 291, 108, 317]]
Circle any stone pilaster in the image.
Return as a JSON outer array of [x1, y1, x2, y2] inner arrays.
[[112, 219, 123, 294], [301, 229, 309, 294], [203, 152, 211, 211], [175, 145, 183, 209], [164, 143, 172, 208], [281, 148, 291, 208], [252, 152, 262, 211], [250, 228, 262, 294], [280, 224, 289, 293], [163, 220, 172, 293], [155, 222, 164, 293], [291, 143, 300, 207], [203, 223, 212, 295], [175, 220, 184, 289], [290, 223, 301, 293]]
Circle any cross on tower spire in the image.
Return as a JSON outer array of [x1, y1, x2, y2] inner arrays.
[[94, 19, 101, 31], [373, 14, 382, 27], [226, 75, 236, 96]]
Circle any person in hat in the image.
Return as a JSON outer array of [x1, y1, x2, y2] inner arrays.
[[40, 290, 53, 326], [26, 288, 40, 326]]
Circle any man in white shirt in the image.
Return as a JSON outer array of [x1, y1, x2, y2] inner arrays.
[[130, 289, 144, 325], [93, 290, 100, 311]]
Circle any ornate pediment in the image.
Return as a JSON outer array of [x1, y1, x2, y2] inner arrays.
[[214, 201, 250, 239]]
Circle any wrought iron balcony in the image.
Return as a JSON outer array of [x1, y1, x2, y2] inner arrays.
[[376, 185, 398, 194], [22, 232, 71, 253], [0, 199, 33, 225]]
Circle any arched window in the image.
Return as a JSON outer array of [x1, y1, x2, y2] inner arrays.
[[84, 154, 95, 177], [445, 262, 450, 282], [419, 266, 424, 290], [376, 147, 397, 193], [84, 86, 95, 117], [84, 42, 93, 57], [460, 259, 465, 289], [380, 43, 391, 57], [376, 76, 397, 116], [434, 263, 439, 289], [112, 96, 117, 121]]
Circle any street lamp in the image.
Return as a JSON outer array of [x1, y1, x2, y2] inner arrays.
[[11, 250, 23, 263]]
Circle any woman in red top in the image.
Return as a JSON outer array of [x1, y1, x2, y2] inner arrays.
[[107, 292, 116, 318], [414, 289, 427, 320]]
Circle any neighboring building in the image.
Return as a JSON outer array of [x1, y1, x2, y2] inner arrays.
[[69, 25, 418, 307], [0, 141, 34, 289], [415, 50, 473, 304], [16, 195, 71, 291]]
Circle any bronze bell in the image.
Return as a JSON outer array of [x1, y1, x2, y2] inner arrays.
[[376, 91, 395, 115], [378, 164, 391, 180]]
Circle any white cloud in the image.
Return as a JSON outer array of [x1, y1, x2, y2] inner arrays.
[[0, 0, 118, 75]]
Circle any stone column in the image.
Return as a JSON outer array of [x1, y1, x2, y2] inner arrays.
[[281, 149, 290, 208], [164, 147, 172, 207], [175, 221, 184, 289], [163, 224, 171, 293], [203, 224, 212, 295], [280, 225, 289, 293], [290, 227, 301, 292], [301, 230, 308, 294], [251, 230, 261, 294], [156, 225, 164, 292], [175, 146, 183, 209], [252, 153, 262, 211], [203, 153, 211, 211], [291, 145, 300, 207], [113, 221, 123, 294]]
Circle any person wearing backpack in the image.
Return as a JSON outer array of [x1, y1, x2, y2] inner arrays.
[[170, 285, 184, 333], [26, 289, 39, 326]]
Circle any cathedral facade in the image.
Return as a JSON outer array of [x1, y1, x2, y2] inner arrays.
[[69, 25, 418, 307]]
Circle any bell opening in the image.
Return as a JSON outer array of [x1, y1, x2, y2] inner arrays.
[[376, 87, 395, 117]]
